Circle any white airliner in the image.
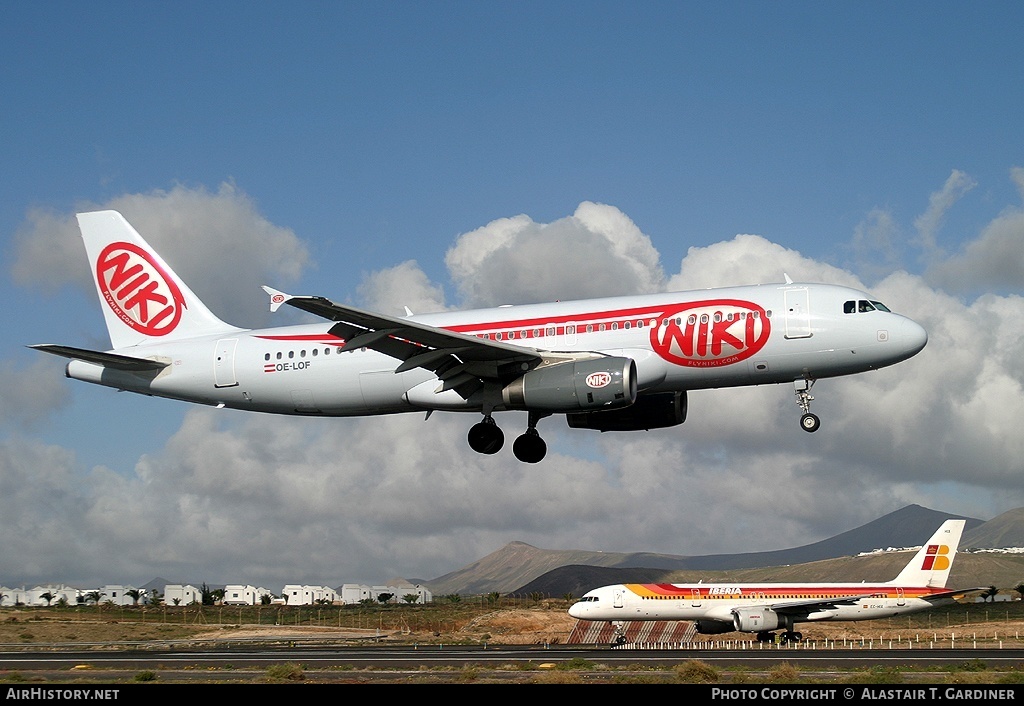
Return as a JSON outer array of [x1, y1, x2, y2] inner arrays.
[[31, 210, 928, 463], [568, 520, 984, 644]]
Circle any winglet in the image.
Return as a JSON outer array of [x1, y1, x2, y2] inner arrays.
[[784, 273, 793, 284], [262, 286, 292, 313]]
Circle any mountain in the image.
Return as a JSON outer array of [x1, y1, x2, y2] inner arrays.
[[423, 504, 990, 596], [962, 507, 1024, 549]]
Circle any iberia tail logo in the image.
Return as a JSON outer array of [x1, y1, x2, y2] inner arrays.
[[650, 299, 771, 367], [96, 241, 186, 337], [921, 544, 951, 571]]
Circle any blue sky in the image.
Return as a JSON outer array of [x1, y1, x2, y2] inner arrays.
[[2, 2, 1023, 593]]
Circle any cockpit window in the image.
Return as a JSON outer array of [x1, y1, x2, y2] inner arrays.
[[844, 299, 892, 314]]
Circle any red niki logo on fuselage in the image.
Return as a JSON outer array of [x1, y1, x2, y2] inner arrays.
[[96, 242, 186, 336], [651, 299, 770, 367]]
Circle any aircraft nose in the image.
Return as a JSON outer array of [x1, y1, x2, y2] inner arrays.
[[568, 603, 583, 618], [901, 317, 928, 357]]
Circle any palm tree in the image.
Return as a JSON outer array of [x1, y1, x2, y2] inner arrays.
[[40, 591, 55, 606], [982, 585, 999, 602], [125, 589, 143, 605]]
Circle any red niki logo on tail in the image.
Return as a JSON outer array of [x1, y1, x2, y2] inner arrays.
[[921, 543, 951, 571], [96, 242, 186, 336], [651, 299, 771, 367]]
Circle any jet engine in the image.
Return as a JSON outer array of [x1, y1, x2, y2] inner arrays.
[[502, 357, 637, 412], [732, 607, 781, 633], [566, 390, 686, 431]]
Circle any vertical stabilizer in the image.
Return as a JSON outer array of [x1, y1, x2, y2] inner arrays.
[[890, 519, 965, 588], [77, 210, 242, 350]]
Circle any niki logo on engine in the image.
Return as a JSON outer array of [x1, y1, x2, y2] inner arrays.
[[96, 241, 185, 336], [650, 299, 771, 367]]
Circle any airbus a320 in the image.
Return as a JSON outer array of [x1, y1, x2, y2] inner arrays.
[[32, 210, 928, 463]]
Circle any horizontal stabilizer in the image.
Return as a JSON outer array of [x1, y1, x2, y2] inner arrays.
[[28, 344, 169, 372]]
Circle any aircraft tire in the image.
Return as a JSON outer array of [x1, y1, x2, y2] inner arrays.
[[468, 421, 504, 454], [800, 413, 820, 432], [513, 431, 547, 463]]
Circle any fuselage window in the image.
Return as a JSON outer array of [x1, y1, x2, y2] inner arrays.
[[623, 321, 631, 330], [546, 326, 555, 336], [598, 323, 606, 332], [264, 353, 271, 361], [276, 352, 283, 360], [288, 351, 295, 359], [611, 322, 618, 331], [586, 324, 593, 333], [300, 350, 306, 358]]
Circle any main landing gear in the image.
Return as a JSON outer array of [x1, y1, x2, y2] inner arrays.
[[756, 630, 803, 644], [467, 411, 550, 463], [794, 377, 820, 433]]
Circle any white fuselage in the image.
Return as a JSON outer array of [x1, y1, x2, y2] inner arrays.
[[569, 582, 953, 626], [62, 282, 927, 417]]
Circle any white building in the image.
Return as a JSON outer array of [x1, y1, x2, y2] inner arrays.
[[223, 585, 274, 605], [96, 585, 146, 606], [163, 584, 202, 606], [25, 584, 81, 606], [339, 583, 432, 605], [281, 584, 338, 605]]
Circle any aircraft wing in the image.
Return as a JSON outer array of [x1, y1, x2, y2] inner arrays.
[[28, 344, 170, 372], [263, 287, 585, 398], [766, 594, 867, 615], [919, 587, 991, 603], [764, 585, 990, 616]]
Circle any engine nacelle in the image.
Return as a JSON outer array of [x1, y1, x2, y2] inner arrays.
[[732, 607, 781, 633], [502, 357, 637, 412], [694, 619, 735, 635], [566, 391, 686, 431]]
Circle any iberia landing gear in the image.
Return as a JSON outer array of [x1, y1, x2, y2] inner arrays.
[[794, 377, 820, 432], [468, 415, 504, 454]]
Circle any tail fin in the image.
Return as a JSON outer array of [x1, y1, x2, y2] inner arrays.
[[77, 210, 241, 349], [890, 519, 966, 588]]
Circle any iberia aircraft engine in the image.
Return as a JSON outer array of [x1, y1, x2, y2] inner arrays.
[[502, 357, 637, 412], [732, 607, 782, 633]]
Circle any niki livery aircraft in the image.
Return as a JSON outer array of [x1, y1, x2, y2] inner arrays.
[[32, 210, 928, 463], [569, 520, 982, 644]]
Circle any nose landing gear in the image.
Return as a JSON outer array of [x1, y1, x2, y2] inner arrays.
[[794, 378, 820, 432]]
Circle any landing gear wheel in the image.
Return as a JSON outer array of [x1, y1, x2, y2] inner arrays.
[[468, 418, 504, 454], [756, 632, 773, 643], [513, 429, 547, 463], [800, 413, 820, 433], [782, 630, 802, 643]]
